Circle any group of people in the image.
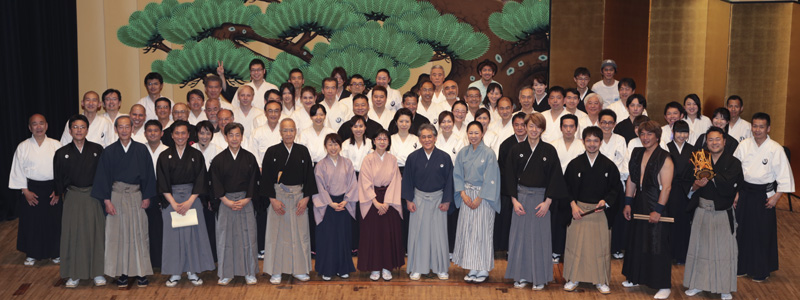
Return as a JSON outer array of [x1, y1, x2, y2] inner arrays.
[[8, 58, 795, 300]]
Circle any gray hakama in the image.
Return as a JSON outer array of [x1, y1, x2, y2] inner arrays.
[[505, 185, 552, 285], [563, 201, 611, 285], [216, 191, 258, 278], [60, 186, 105, 279], [406, 189, 450, 275], [683, 198, 738, 293], [452, 184, 495, 271], [161, 184, 216, 275], [105, 182, 152, 277], [263, 184, 312, 276]]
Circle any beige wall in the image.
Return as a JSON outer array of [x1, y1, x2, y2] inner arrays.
[[77, 1, 450, 114], [549, 0, 604, 88], [646, 0, 709, 124]]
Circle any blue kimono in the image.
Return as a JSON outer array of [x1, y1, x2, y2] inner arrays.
[[453, 142, 501, 213]]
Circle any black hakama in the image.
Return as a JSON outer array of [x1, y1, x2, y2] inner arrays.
[[18, 179, 61, 259]]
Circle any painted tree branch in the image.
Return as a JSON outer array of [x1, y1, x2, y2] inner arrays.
[[431, 52, 449, 62], [233, 41, 274, 62], [145, 40, 172, 54], [210, 23, 313, 62]]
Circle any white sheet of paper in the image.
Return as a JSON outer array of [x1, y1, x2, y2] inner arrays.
[[171, 208, 199, 228]]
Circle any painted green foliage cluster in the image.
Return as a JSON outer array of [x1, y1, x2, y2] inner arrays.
[[118, 0, 546, 89]]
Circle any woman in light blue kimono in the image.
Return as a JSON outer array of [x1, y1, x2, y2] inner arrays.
[[452, 121, 501, 283]]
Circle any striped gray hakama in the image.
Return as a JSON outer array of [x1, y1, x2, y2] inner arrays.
[[216, 191, 258, 278], [60, 186, 104, 279], [406, 189, 450, 274], [104, 182, 152, 277], [683, 198, 738, 293], [505, 185, 552, 285], [263, 184, 312, 276], [563, 201, 611, 284], [161, 184, 216, 275], [452, 184, 495, 271]]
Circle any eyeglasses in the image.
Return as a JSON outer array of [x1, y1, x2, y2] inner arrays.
[[70, 125, 87, 130], [350, 83, 364, 87], [599, 121, 615, 126]]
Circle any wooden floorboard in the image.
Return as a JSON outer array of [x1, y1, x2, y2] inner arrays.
[[1, 196, 798, 299]]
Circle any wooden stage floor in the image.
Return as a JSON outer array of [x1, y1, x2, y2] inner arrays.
[[1, 196, 798, 299]]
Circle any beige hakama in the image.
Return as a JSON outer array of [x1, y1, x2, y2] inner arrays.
[[563, 201, 611, 284]]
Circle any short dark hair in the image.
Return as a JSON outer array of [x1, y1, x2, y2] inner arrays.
[[372, 129, 391, 151], [752, 112, 771, 126], [372, 85, 387, 96], [705, 126, 726, 138], [582, 126, 603, 140], [626, 94, 647, 109], [560, 114, 578, 128], [322, 77, 337, 88], [249, 59, 266, 70], [477, 59, 498, 74], [102, 89, 121, 103], [599, 109, 617, 122], [573, 67, 590, 78], [265, 99, 283, 111], [352, 93, 369, 104], [350, 74, 365, 84], [726, 95, 743, 107], [172, 120, 191, 133], [68, 114, 89, 129], [155, 97, 172, 109], [512, 111, 527, 122], [144, 72, 163, 85], [565, 88, 580, 97], [548, 86, 565, 98], [145, 119, 163, 131], [663, 101, 686, 117], [324, 133, 343, 147], [402, 91, 419, 104], [289, 68, 304, 78], [224, 122, 244, 136], [619, 77, 636, 91], [683, 94, 701, 115], [196, 120, 215, 136], [633, 115, 650, 128], [466, 120, 483, 133], [187, 89, 204, 103]]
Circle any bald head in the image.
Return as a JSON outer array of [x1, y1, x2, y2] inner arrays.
[[29, 113, 46, 125], [172, 103, 189, 121], [443, 80, 459, 100]]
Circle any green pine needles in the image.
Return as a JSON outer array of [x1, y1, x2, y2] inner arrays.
[[252, 0, 364, 40], [158, 0, 262, 44], [152, 38, 260, 87], [117, 0, 183, 50], [489, 0, 550, 42]]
